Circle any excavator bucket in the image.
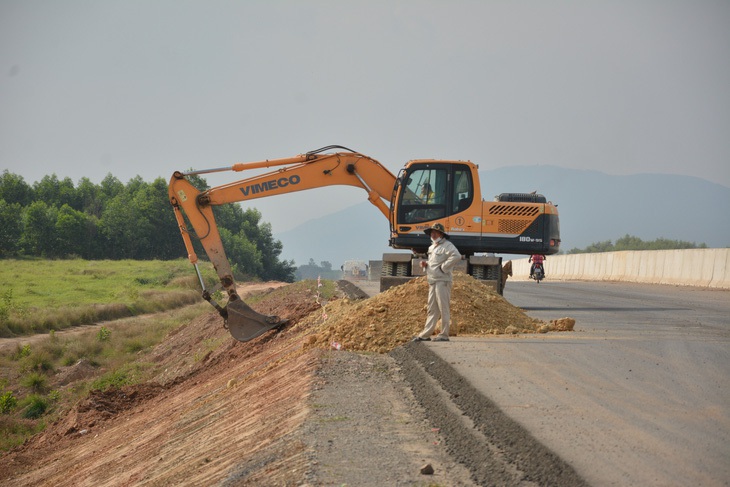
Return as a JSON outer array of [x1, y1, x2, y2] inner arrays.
[[225, 298, 287, 342]]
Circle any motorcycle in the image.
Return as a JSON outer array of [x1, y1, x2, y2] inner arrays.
[[531, 263, 545, 283]]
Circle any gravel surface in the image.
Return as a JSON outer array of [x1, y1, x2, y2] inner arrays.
[[299, 342, 587, 487], [392, 343, 587, 487], [302, 351, 477, 486]]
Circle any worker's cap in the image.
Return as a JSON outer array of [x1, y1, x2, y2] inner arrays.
[[424, 223, 450, 239]]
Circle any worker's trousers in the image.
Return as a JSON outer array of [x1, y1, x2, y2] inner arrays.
[[419, 280, 452, 338]]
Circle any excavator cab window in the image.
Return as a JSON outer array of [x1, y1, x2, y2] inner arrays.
[[452, 168, 473, 213], [399, 164, 473, 224], [399, 167, 446, 223]]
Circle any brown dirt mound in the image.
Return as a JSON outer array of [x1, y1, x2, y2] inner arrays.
[[53, 358, 97, 387], [296, 273, 575, 354], [549, 317, 576, 331]]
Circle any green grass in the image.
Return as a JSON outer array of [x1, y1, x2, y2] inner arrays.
[[0, 258, 223, 450], [0, 301, 211, 451], [0, 258, 219, 337], [1, 258, 206, 308]]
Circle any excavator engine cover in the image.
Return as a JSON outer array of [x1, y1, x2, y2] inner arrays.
[[225, 299, 287, 342]]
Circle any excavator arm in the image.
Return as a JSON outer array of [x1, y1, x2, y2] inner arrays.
[[168, 145, 397, 341]]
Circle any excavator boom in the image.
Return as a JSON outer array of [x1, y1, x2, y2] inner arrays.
[[169, 146, 397, 341]]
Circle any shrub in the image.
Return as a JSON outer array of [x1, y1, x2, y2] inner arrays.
[[37, 339, 64, 360], [0, 415, 46, 451], [97, 326, 111, 342], [12, 343, 31, 360], [1, 288, 14, 316], [21, 372, 48, 393], [26, 350, 53, 372], [91, 366, 135, 391], [62, 355, 78, 366], [0, 391, 17, 414], [125, 340, 146, 354], [21, 394, 48, 419]]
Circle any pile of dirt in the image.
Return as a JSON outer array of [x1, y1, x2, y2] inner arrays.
[[53, 358, 97, 387], [296, 273, 575, 354], [250, 282, 325, 324]]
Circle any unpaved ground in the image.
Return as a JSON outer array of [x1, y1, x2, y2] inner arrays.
[[1, 278, 582, 486], [303, 351, 477, 486]]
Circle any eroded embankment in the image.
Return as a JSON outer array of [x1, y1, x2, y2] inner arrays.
[[1, 284, 322, 487]]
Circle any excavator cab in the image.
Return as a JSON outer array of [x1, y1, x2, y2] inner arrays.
[[391, 159, 559, 256], [391, 161, 478, 254]]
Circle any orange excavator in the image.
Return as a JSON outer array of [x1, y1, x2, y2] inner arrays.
[[169, 145, 560, 342]]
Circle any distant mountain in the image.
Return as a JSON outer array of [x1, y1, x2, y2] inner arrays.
[[275, 167, 730, 267], [276, 201, 393, 267]]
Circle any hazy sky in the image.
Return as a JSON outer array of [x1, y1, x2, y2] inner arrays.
[[2, 0, 729, 233]]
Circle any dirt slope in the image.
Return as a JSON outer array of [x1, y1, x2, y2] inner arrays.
[[2, 282, 318, 486]]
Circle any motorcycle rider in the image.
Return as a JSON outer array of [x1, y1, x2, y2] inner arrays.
[[529, 254, 546, 279]]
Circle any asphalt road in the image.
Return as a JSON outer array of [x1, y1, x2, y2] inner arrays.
[[429, 280, 730, 486]]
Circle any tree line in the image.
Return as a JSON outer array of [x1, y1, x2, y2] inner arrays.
[[567, 234, 708, 254], [0, 170, 296, 282]]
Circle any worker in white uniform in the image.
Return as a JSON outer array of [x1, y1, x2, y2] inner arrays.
[[413, 223, 462, 342]]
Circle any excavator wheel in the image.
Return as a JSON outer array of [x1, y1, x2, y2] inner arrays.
[[225, 299, 287, 342]]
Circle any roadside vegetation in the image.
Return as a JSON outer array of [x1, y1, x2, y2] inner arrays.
[[0, 167, 313, 452], [0, 258, 227, 451], [0, 258, 219, 338], [0, 302, 210, 451], [567, 234, 707, 254], [0, 266, 328, 453]]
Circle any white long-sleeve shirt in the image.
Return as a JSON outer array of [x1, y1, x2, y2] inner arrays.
[[425, 238, 462, 283]]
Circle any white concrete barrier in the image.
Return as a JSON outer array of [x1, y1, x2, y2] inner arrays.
[[508, 249, 730, 289]]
